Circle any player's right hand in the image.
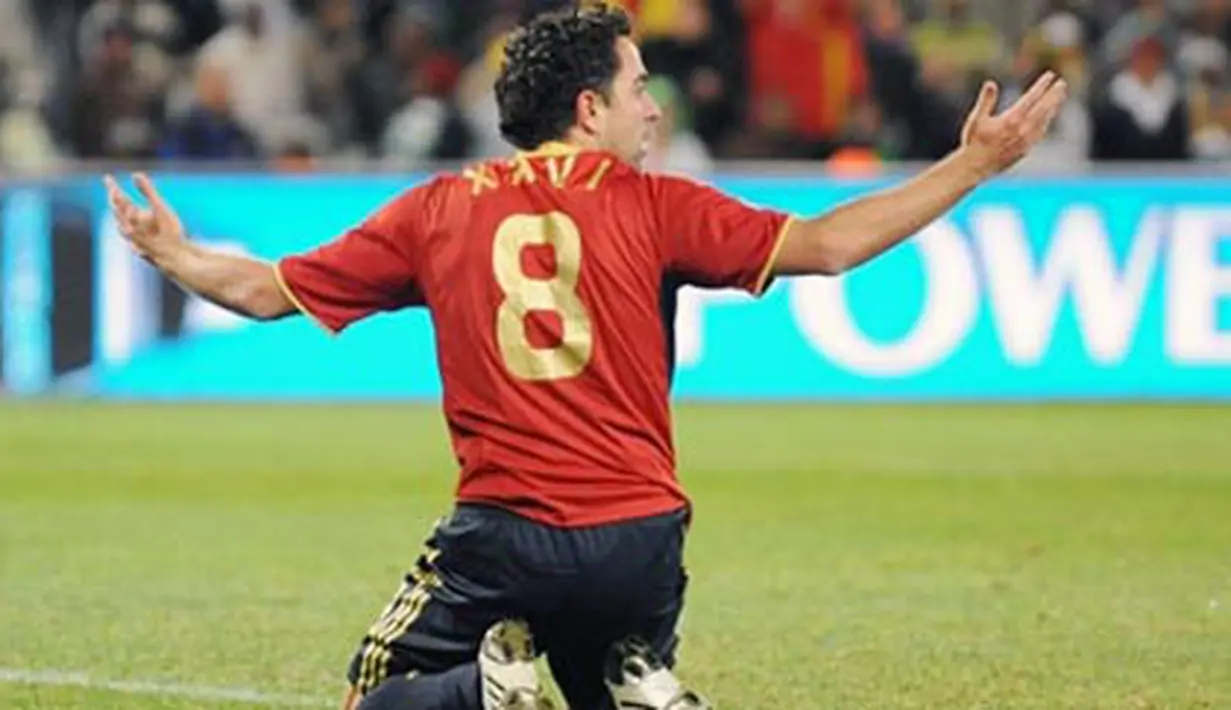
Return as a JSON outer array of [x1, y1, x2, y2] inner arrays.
[[104, 172, 186, 264], [958, 71, 1068, 178]]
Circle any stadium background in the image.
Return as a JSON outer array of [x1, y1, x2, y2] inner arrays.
[[3, 0, 1231, 399], [2, 2, 1230, 710]]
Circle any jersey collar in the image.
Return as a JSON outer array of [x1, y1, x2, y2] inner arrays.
[[517, 141, 584, 158]]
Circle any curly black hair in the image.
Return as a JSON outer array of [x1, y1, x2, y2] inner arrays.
[[495, 4, 633, 150]]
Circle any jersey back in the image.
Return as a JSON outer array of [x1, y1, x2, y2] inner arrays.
[[277, 145, 790, 526]]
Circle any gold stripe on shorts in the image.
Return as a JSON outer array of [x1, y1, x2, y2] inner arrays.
[[355, 549, 441, 694]]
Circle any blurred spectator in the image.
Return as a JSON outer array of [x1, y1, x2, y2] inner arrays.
[[381, 97, 467, 168], [198, 0, 310, 154], [159, 59, 258, 161], [644, 75, 713, 174], [825, 142, 883, 176], [456, 13, 520, 160], [1101, 0, 1181, 69], [1008, 3, 1095, 170], [862, 0, 964, 160], [1093, 35, 1190, 160], [78, 0, 181, 53], [640, 0, 745, 152], [1190, 83, 1231, 160], [911, 0, 1006, 101], [740, 0, 869, 158], [0, 63, 61, 172], [1177, 0, 1231, 80], [353, 4, 464, 157], [10, 0, 1224, 167], [301, 0, 366, 153], [272, 141, 317, 172], [1029, 1, 1093, 89], [67, 23, 161, 159], [77, 0, 181, 94], [0, 1, 50, 107], [0, 1, 57, 171], [1036, 0, 1104, 52], [631, 0, 677, 38]]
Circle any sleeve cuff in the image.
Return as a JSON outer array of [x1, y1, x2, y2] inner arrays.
[[752, 216, 795, 297], [273, 261, 340, 336]]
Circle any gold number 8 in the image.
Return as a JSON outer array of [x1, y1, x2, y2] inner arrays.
[[492, 212, 593, 381]]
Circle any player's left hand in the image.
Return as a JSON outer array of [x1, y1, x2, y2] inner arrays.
[[104, 172, 186, 265], [958, 71, 1068, 178]]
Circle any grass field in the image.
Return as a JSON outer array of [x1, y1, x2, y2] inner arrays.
[[2, 402, 1230, 710]]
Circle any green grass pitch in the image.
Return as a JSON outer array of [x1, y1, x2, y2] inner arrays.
[[1, 402, 1229, 709]]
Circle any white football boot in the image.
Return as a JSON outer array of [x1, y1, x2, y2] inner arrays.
[[605, 637, 713, 710], [478, 619, 556, 710]]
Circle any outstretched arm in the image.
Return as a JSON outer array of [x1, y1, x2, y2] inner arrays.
[[105, 173, 295, 320], [772, 72, 1069, 276]]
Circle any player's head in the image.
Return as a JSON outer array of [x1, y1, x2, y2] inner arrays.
[[496, 4, 662, 166]]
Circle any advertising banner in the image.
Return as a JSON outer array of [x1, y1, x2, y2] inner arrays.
[[2, 173, 1228, 400]]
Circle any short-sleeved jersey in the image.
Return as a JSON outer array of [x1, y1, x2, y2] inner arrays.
[[277, 144, 791, 527]]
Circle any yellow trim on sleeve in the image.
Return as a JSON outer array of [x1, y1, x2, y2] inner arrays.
[[752, 216, 795, 296], [273, 262, 339, 336]]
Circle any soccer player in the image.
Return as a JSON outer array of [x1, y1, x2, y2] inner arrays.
[[104, 6, 1065, 710]]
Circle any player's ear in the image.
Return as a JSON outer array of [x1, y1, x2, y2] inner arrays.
[[576, 89, 605, 137]]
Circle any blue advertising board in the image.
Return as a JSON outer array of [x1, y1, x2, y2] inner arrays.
[[3, 172, 1230, 400]]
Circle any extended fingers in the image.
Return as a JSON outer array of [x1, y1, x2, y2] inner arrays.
[[962, 80, 1000, 145], [133, 173, 171, 217], [972, 80, 1000, 121], [1003, 71, 1059, 122], [104, 175, 137, 229], [1023, 78, 1069, 140]]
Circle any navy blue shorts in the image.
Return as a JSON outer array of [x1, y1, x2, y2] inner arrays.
[[347, 503, 690, 709]]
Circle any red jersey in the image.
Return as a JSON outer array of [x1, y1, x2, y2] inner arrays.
[[276, 143, 791, 527]]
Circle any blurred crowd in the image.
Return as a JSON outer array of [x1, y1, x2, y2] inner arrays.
[[0, 0, 1229, 173]]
